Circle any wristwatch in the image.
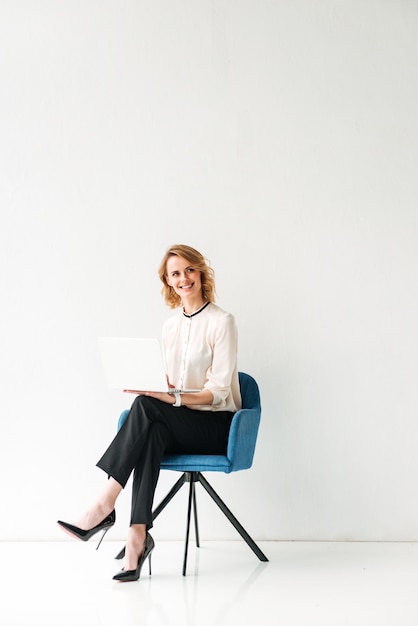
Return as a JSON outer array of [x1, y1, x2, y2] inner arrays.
[[173, 392, 181, 407]]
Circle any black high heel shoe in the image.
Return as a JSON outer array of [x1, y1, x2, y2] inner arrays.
[[113, 532, 155, 582], [57, 510, 116, 550]]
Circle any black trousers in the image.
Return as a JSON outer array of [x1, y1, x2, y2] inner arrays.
[[96, 396, 233, 528]]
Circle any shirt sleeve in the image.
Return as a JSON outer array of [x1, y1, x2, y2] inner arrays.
[[204, 313, 238, 408]]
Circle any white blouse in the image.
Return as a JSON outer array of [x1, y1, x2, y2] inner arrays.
[[161, 303, 241, 412]]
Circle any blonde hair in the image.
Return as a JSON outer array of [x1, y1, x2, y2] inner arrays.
[[158, 244, 216, 309]]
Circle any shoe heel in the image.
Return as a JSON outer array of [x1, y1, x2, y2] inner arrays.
[[148, 553, 152, 576], [115, 546, 125, 560], [96, 527, 109, 550]]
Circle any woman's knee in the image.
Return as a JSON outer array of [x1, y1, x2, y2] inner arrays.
[[130, 395, 161, 419]]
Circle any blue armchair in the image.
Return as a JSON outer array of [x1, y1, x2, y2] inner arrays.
[[116, 372, 268, 575]]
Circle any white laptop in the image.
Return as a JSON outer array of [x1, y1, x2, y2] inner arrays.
[[98, 337, 199, 393]]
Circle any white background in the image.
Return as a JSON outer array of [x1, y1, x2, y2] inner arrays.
[[1, 0, 417, 542]]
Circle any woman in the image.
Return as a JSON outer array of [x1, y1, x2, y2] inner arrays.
[[58, 244, 241, 582]]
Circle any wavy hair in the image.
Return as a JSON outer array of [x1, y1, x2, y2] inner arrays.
[[158, 244, 216, 309]]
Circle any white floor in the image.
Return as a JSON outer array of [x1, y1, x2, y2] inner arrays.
[[1, 540, 418, 626]]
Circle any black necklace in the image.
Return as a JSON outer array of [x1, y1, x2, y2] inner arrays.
[[183, 301, 210, 318]]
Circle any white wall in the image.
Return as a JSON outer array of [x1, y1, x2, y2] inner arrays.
[[1, 0, 418, 542]]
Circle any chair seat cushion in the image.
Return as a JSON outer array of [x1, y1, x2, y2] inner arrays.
[[161, 454, 232, 473]]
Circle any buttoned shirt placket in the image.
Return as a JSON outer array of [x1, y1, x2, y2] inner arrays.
[[179, 316, 192, 390]]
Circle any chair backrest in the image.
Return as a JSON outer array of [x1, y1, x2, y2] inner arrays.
[[238, 371, 261, 411], [227, 372, 261, 472]]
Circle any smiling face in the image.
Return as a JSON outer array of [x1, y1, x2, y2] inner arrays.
[[165, 254, 203, 309], [159, 244, 216, 310]]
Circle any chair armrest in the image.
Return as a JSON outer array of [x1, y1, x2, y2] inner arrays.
[[226, 408, 261, 471], [117, 409, 130, 431]]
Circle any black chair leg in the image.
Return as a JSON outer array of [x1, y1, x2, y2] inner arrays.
[[192, 482, 200, 548], [182, 474, 196, 575], [197, 472, 268, 563], [152, 473, 187, 521], [181, 472, 201, 575]]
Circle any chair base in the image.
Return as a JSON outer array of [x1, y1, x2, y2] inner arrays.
[[116, 472, 269, 576]]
